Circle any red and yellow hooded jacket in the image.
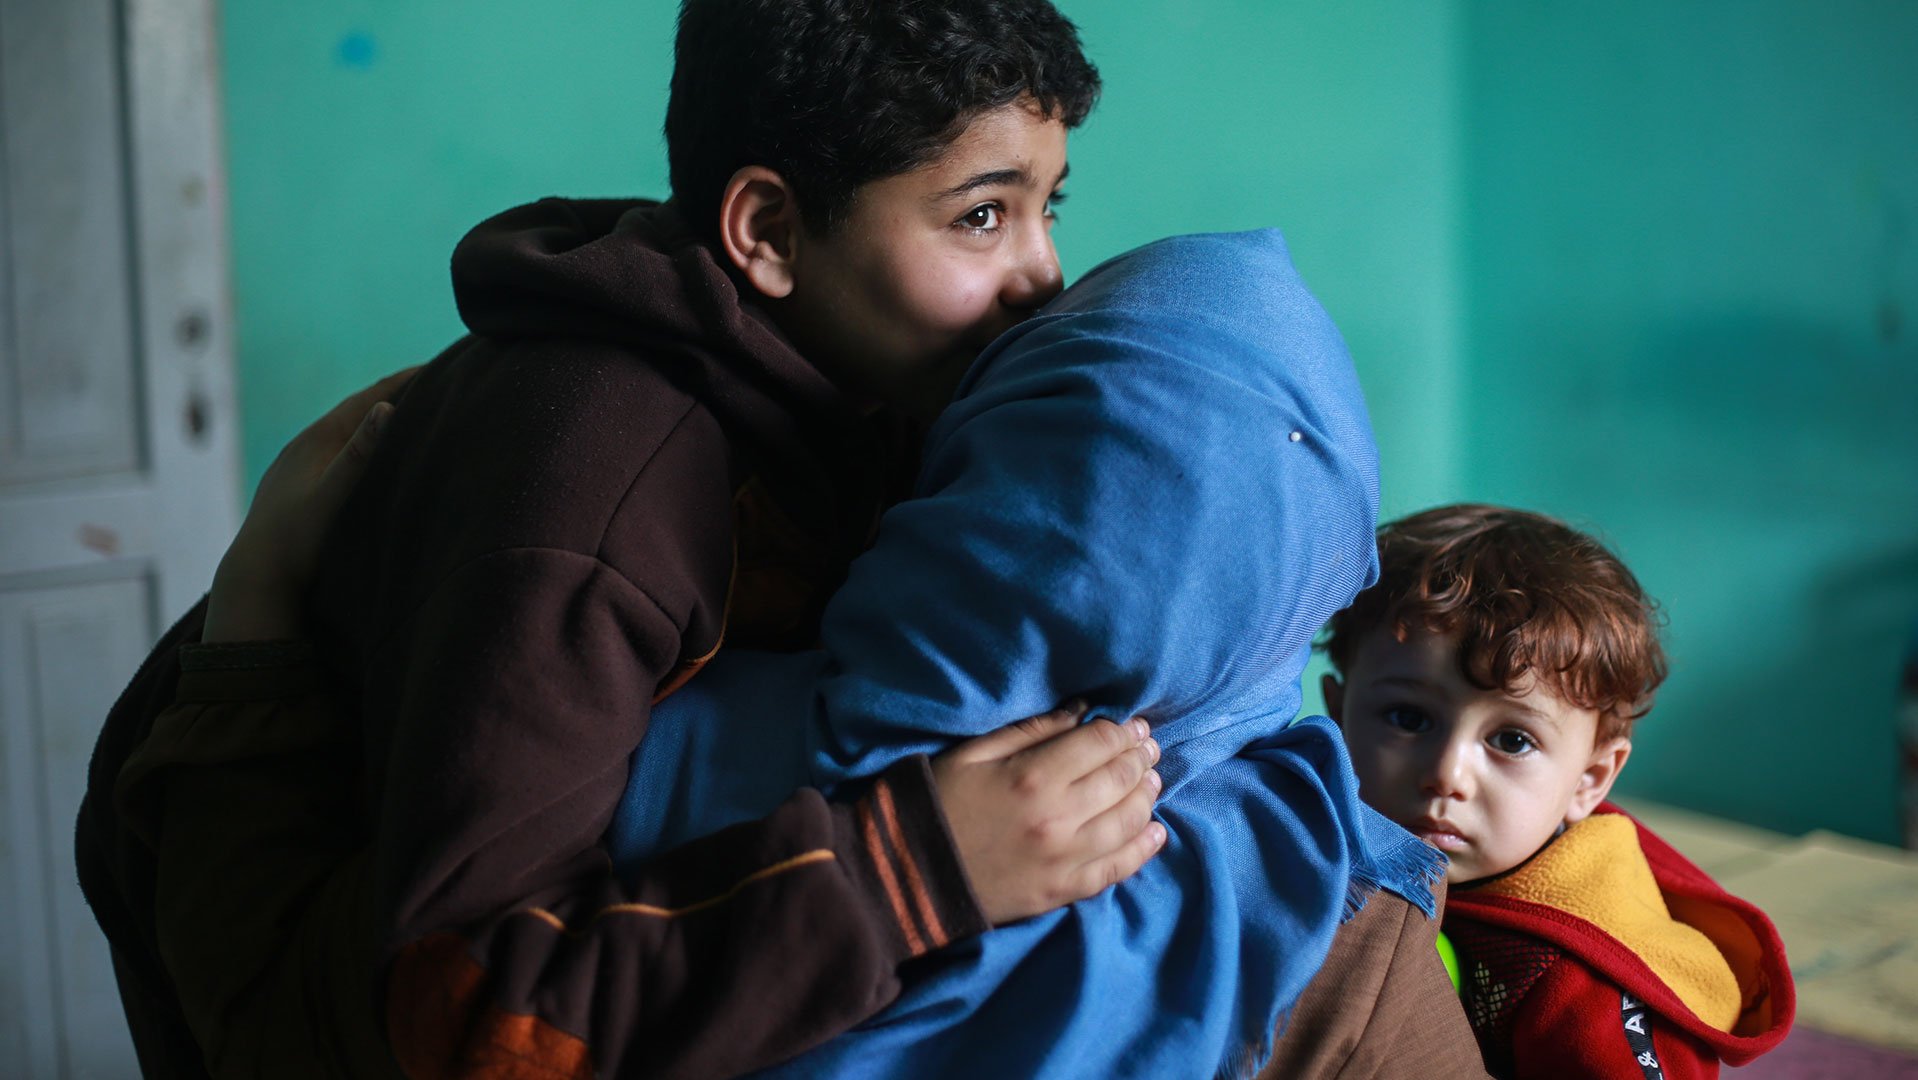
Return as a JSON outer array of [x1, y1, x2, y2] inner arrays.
[[1444, 803, 1794, 1079]]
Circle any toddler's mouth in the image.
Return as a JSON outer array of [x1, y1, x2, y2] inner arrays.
[[1408, 817, 1469, 852]]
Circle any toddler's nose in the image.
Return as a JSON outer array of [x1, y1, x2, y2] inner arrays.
[[1420, 741, 1474, 801]]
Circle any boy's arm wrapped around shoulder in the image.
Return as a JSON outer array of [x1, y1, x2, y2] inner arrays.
[[115, 639, 397, 1078], [1504, 956, 1722, 1080], [113, 636, 988, 1080], [368, 545, 988, 1077], [384, 750, 987, 1080]]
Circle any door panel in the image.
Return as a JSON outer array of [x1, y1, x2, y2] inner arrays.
[[0, 574, 150, 1077], [0, 0, 239, 1073], [0, 0, 140, 485]]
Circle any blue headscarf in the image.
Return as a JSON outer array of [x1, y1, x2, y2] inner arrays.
[[608, 231, 1443, 1078]]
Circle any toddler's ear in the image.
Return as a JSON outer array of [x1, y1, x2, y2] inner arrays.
[[1565, 736, 1631, 824], [1321, 673, 1345, 725]]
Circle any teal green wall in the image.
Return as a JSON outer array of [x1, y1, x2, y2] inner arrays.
[[220, 3, 1915, 842], [1066, 1, 1465, 519], [1458, 1, 1918, 843], [222, 1, 677, 483], [223, 0, 1463, 516]]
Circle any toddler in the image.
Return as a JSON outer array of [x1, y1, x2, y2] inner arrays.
[[1323, 504, 1794, 1079]]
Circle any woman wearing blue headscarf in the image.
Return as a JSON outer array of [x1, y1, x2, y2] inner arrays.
[[609, 230, 1444, 1078]]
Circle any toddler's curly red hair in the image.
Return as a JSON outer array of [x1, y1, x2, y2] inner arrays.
[[1323, 504, 1668, 742]]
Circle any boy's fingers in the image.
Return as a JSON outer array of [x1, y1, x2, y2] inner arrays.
[[1072, 818, 1167, 900], [315, 366, 420, 442], [946, 700, 1087, 765], [1018, 714, 1147, 780], [1068, 736, 1158, 816], [314, 400, 393, 506], [346, 365, 421, 413], [1075, 771, 1161, 859]]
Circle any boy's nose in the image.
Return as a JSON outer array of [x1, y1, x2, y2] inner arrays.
[[1420, 742, 1474, 801], [1001, 229, 1064, 314]]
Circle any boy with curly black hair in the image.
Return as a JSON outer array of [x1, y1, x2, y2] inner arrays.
[[82, 3, 1176, 1077]]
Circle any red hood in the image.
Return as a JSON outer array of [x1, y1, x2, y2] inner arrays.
[[1447, 803, 1794, 1065]]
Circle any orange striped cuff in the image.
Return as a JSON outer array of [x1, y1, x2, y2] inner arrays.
[[844, 756, 990, 961]]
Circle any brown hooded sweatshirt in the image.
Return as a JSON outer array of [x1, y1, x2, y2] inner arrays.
[[79, 198, 987, 1079]]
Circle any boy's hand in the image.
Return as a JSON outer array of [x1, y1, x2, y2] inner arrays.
[[204, 367, 416, 642], [932, 702, 1166, 925]]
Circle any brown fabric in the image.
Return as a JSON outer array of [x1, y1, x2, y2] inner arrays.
[[1258, 881, 1491, 1080], [387, 934, 595, 1080], [176, 638, 317, 674], [77, 198, 983, 1079], [114, 646, 396, 1078], [106, 654, 983, 1078], [76, 598, 221, 1080]]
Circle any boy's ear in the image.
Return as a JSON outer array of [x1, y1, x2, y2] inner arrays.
[[717, 165, 802, 300], [1565, 736, 1631, 824], [1321, 673, 1345, 725]]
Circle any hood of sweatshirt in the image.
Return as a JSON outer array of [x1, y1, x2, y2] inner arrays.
[[307, 198, 920, 708], [449, 197, 914, 544], [1448, 803, 1795, 1064]]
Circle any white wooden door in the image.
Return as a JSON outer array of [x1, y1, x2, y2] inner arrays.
[[0, 0, 239, 1074]]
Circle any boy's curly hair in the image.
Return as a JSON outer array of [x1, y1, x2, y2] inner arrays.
[[667, 0, 1101, 242], [1323, 504, 1668, 742]]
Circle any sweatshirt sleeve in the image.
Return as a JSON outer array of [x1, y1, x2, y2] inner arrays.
[[115, 642, 397, 1078], [116, 625, 987, 1079], [1255, 880, 1491, 1080], [368, 544, 986, 1076], [1506, 958, 1722, 1080]]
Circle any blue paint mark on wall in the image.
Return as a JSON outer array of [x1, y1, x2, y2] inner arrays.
[[336, 30, 378, 70]]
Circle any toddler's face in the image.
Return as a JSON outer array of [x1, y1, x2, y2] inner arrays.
[[1328, 629, 1627, 883]]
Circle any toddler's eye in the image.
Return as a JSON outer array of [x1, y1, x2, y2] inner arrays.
[[958, 204, 1002, 231], [1382, 706, 1431, 734], [1489, 729, 1536, 755]]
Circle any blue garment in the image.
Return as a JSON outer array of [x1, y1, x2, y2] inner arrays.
[[608, 231, 1444, 1078]]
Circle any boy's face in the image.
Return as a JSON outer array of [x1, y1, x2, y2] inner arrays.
[[779, 101, 1070, 421], [1327, 629, 1629, 884]]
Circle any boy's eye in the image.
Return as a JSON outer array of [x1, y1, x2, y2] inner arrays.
[[1381, 706, 1430, 734], [1045, 189, 1068, 220], [1488, 729, 1536, 755], [958, 204, 1002, 231]]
